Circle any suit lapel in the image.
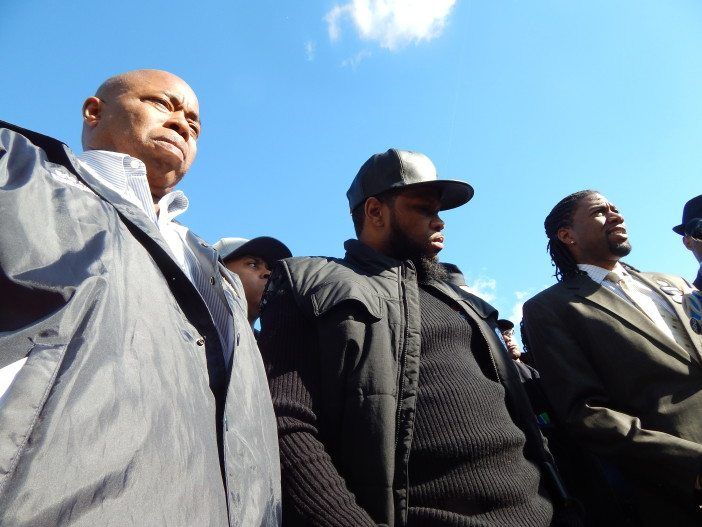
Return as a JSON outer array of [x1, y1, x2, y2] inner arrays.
[[568, 274, 695, 365]]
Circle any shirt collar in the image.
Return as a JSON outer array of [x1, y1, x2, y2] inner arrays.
[[77, 150, 188, 225], [577, 262, 628, 284], [78, 150, 146, 194], [157, 190, 189, 226]]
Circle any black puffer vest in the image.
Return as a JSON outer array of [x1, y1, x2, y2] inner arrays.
[[276, 239, 568, 526]]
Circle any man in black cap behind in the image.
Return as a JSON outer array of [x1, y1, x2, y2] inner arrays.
[[259, 149, 576, 526], [213, 236, 292, 326], [673, 195, 702, 289]]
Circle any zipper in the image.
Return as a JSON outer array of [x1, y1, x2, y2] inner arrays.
[[394, 263, 410, 448], [472, 313, 501, 383]]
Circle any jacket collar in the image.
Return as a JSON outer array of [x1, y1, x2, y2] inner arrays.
[[562, 272, 700, 365], [0, 119, 181, 265], [342, 240, 499, 319], [343, 239, 406, 278], [62, 145, 182, 263]]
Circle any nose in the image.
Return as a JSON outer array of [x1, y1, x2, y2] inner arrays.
[[262, 267, 272, 280], [608, 209, 625, 225], [166, 111, 191, 142], [432, 214, 445, 231]]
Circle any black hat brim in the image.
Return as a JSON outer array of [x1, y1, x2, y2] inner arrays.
[[673, 224, 686, 235], [399, 179, 475, 211], [224, 236, 292, 264], [497, 319, 515, 331]]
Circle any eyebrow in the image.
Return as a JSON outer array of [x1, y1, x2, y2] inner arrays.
[[164, 91, 200, 124], [589, 202, 616, 214]]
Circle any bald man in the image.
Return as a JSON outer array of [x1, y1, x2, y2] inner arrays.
[[0, 70, 280, 526]]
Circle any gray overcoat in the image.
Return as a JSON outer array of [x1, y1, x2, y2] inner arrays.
[[0, 121, 281, 526]]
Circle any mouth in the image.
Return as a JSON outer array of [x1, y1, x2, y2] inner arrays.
[[429, 235, 445, 252], [154, 137, 186, 160], [607, 225, 628, 239]]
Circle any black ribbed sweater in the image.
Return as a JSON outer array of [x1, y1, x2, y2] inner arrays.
[[261, 281, 553, 526], [407, 284, 552, 526]]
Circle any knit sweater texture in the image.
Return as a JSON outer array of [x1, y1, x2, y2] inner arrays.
[[407, 284, 552, 526], [260, 275, 554, 526]]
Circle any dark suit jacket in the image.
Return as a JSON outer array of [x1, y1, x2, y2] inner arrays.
[[693, 268, 702, 290], [522, 268, 702, 526]]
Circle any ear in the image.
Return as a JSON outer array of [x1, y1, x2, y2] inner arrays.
[[557, 226, 574, 246], [364, 197, 386, 229], [82, 96, 102, 128]]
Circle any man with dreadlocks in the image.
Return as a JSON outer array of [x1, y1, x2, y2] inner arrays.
[[522, 190, 702, 526]]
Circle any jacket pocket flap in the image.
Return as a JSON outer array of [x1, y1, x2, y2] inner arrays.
[[459, 294, 498, 320], [310, 282, 383, 321]]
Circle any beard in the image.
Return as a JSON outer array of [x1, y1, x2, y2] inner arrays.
[[387, 213, 447, 283], [610, 239, 632, 257]]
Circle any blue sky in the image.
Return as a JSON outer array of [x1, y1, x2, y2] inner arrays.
[[3, 1, 702, 329]]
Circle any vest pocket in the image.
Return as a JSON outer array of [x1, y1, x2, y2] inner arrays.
[[310, 281, 383, 321]]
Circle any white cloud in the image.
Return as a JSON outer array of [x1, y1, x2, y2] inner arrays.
[[507, 290, 530, 326], [325, 0, 457, 51], [466, 277, 497, 304], [304, 41, 316, 61], [341, 49, 372, 69]]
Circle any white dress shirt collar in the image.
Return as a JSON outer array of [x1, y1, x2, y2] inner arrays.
[[577, 262, 628, 285], [77, 150, 189, 225]]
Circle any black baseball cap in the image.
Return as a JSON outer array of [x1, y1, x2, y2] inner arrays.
[[346, 149, 474, 212], [673, 195, 702, 235], [213, 236, 292, 265], [497, 319, 515, 331]]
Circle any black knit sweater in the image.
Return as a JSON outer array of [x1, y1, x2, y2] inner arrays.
[[407, 284, 552, 526], [260, 280, 553, 526]]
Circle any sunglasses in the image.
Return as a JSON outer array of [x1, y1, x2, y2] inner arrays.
[[684, 218, 702, 241]]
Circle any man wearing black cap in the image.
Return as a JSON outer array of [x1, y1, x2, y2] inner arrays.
[[673, 195, 702, 289], [214, 236, 292, 325], [259, 149, 576, 526]]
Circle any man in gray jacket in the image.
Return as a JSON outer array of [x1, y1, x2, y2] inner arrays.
[[0, 69, 280, 526]]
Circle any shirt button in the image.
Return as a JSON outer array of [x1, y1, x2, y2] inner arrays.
[[196, 337, 205, 346], [129, 159, 142, 169], [209, 276, 215, 285]]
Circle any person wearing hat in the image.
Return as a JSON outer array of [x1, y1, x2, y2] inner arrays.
[[214, 237, 292, 325], [497, 319, 522, 360], [258, 149, 578, 526], [673, 195, 702, 289]]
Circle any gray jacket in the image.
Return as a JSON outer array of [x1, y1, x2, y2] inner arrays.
[[0, 121, 281, 526]]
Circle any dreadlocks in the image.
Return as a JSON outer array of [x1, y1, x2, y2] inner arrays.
[[544, 190, 597, 281]]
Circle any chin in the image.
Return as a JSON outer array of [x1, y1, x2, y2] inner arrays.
[[611, 241, 632, 257]]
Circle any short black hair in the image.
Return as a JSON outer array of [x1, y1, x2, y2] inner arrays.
[[544, 190, 597, 281], [351, 187, 403, 237]]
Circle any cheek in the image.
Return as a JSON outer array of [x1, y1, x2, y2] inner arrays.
[[186, 140, 197, 164]]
